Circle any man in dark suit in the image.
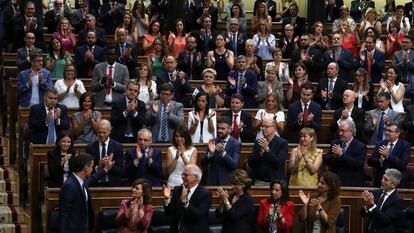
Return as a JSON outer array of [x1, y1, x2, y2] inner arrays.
[[287, 82, 322, 143], [163, 164, 212, 233], [361, 168, 404, 233], [281, 2, 305, 38], [58, 153, 114, 233], [177, 36, 205, 80], [324, 120, 367, 187], [357, 35, 386, 83], [115, 28, 137, 76], [191, 15, 217, 59], [28, 87, 70, 144], [368, 123, 411, 188], [12, 1, 43, 51], [322, 33, 354, 82], [70, 0, 98, 32], [315, 62, 348, 110], [16, 32, 42, 71], [194, 0, 218, 30], [291, 34, 323, 82], [99, 0, 125, 34], [74, 31, 105, 79], [111, 81, 148, 143], [226, 55, 258, 108], [405, 1, 414, 25], [393, 35, 414, 83], [222, 94, 254, 143], [248, 118, 288, 184], [201, 116, 241, 185], [125, 128, 162, 186], [78, 14, 107, 48], [403, 103, 414, 145], [225, 18, 246, 58], [44, 0, 71, 33], [85, 119, 124, 187]]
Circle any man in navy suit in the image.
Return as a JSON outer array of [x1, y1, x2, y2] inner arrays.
[[163, 164, 212, 233], [291, 34, 323, 82], [361, 168, 404, 233], [403, 103, 414, 145], [287, 83, 322, 143], [393, 35, 414, 83], [115, 28, 137, 76], [177, 36, 205, 80], [191, 15, 217, 59], [28, 87, 70, 144], [99, 0, 125, 34], [111, 81, 148, 143], [74, 31, 105, 79], [225, 18, 246, 57], [281, 2, 305, 38], [201, 116, 241, 185], [322, 33, 354, 82], [226, 55, 258, 108], [125, 129, 162, 186], [78, 14, 107, 48], [324, 120, 367, 187], [70, 0, 98, 32], [357, 35, 386, 83], [248, 118, 288, 184], [58, 153, 113, 233], [85, 119, 124, 187], [368, 123, 411, 188]]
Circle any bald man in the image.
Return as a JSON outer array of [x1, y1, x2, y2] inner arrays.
[[115, 28, 137, 75], [331, 89, 365, 141]]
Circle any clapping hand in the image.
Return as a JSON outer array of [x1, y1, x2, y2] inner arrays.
[[228, 76, 236, 87], [298, 190, 310, 205], [162, 184, 172, 199], [216, 187, 229, 204], [54, 107, 61, 121], [361, 190, 374, 206]]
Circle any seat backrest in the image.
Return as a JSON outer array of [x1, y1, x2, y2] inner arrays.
[[150, 207, 171, 227], [208, 207, 222, 225], [336, 207, 345, 233], [406, 164, 414, 188], [99, 208, 119, 231]]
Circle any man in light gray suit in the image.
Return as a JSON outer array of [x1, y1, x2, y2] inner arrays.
[[91, 45, 129, 107], [364, 92, 401, 145], [392, 35, 414, 83], [148, 83, 184, 143]]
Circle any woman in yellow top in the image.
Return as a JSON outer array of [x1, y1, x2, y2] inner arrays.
[[288, 127, 323, 186]]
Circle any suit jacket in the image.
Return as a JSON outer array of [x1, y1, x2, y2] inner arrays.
[[216, 192, 254, 233], [78, 27, 107, 48], [74, 44, 105, 79], [201, 137, 241, 185], [125, 147, 162, 186], [322, 47, 355, 82], [177, 50, 205, 80], [248, 136, 288, 182], [403, 104, 414, 145], [16, 47, 42, 71], [110, 98, 148, 143], [156, 71, 192, 107], [99, 1, 125, 34], [91, 61, 129, 107], [330, 106, 365, 141], [315, 77, 348, 110], [115, 41, 138, 75], [17, 68, 52, 107], [70, 8, 98, 32], [225, 31, 247, 58], [58, 170, 107, 233], [164, 184, 212, 233], [44, 7, 71, 33], [361, 189, 404, 233], [148, 100, 184, 143], [392, 49, 414, 83], [12, 14, 44, 51], [368, 139, 411, 188], [85, 139, 124, 186], [47, 148, 77, 188], [191, 28, 217, 56], [357, 49, 386, 83], [256, 80, 284, 108], [281, 15, 306, 38], [324, 138, 366, 187], [291, 47, 323, 82], [226, 70, 258, 108], [354, 82, 375, 111], [364, 108, 401, 145], [195, 5, 218, 30], [287, 100, 322, 143], [350, 0, 375, 23], [28, 103, 70, 144], [222, 110, 255, 143], [405, 2, 414, 25]]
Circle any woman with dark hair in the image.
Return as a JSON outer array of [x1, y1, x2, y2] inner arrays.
[[377, 66, 405, 113], [47, 130, 77, 187], [216, 169, 255, 233], [71, 92, 101, 144], [166, 126, 198, 187], [286, 62, 309, 105], [386, 20, 404, 59], [115, 12, 134, 44], [360, 26, 386, 54], [309, 21, 329, 52], [147, 37, 167, 79], [226, 3, 247, 32], [207, 34, 234, 81], [143, 21, 163, 56], [136, 63, 157, 104], [132, 0, 149, 41], [192, 68, 225, 108], [385, 5, 410, 34], [298, 172, 341, 233], [52, 17, 76, 54], [116, 178, 154, 233], [353, 67, 373, 111], [380, 0, 396, 23], [54, 63, 86, 108], [167, 19, 187, 57], [188, 91, 216, 143], [338, 20, 359, 59], [45, 37, 73, 79], [257, 179, 294, 233], [225, 0, 245, 20]]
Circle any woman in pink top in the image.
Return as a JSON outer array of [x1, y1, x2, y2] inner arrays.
[[143, 21, 163, 56], [53, 18, 76, 54], [386, 20, 404, 60], [168, 19, 187, 57]]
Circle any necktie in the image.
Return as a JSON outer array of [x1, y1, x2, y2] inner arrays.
[[47, 109, 56, 144], [101, 142, 106, 159], [87, 47, 93, 77], [303, 103, 309, 126], [388, 143, 394, 156], [125, 102, 133, 137], [204, 30, 209, 55], [237, 73, 243, 94], [377, 111, 385, 143], [232, 34, 237, 57], [161, 104, 168, 141], [341, 142, 347, 154], [326, 79, 333, 110], [232, 114, 239, 140], [367, 52, 372, 81], [107, 66, 112, 95], [120, 44, 124, 56], [378, 192, 387, 210]]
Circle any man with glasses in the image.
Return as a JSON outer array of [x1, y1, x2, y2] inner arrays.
[[16, 32, 42, 71], [322, 33, 354, 82], [368, 123, 410, 188], [392, 35, 414, 84], [291, 34, 323, 82], [192, 15, 217, 60], [12, 1, 43, 51], [357, 35, 385, 83], [279, 24, 297, 58], [225, 18, 246, 57], [315, 62, 347, 110], [177, 36, 204, 80]]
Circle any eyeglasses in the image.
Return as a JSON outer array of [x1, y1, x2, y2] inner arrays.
[[65, 69, 75, 72], [182, 173, 194, 177], [332, 38, 341, 40], [285, 29, 293, 31], [386, 129, 398, 133], [261, 125, 274, 129]]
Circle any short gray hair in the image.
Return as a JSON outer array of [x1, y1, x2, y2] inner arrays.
[[137, 128, 152, 138], [385, 168, 402, 186], [339, 119, 356, 136], [185, 164, 202, 182], [98, 119, 112, 130]]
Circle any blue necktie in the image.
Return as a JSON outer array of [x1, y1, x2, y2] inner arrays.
[[47, 109, 56, 144], [232, 34, 237, 57], [161, 104, 168, 141], [204, 30, 209, 56], [377, 111, 385, 142]]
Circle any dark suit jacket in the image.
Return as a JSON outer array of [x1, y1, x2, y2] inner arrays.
[[392, 49, 414, 83], [403, 104, 414, 145], [222, 110, 255, 143], [16, 47, 42, 71], [354, 83, 374, 111], [177, 50, 205, 80], [115, 41, 138, 75], [47, 148, 77, 188], [156, 71, 192, 107], [368, 139, 411, 188], [125, 147, 162, 186], [99, 1, 125, 34], [201, 137, 241, 185], [44, 7, 71, 33], [194, 5, 218, 30], [350, 0, 375, 23], [85, 139, 124, 186], [16, 68, 52, 107], [12, 14, 44, 51], [58, 170, 107, 233], [322, 47, 355, 82], [225, 31, 247, 58], [315, 77, 348, 110], [164, 184, 212, 233], [330, 106, 365, 141], [405, 2, 414, 25], [226, 70, 258, 108], [248, 136, 288, 182], [78, 27, 107, 48], [287, 100, 322, 143], [357, 49, 386, 83], [281, 15, 306, 38], [28, 103, 70, 144], [70, 8, 98, 32], [216, 192, 254, 233], [324, 138, 366, 187], [361, 189, 404, 233], [191, 28, 217, 56], [74, 44, 105, 79], [291, 47, 323, 82]]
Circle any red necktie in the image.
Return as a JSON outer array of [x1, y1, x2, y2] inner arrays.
[[232, 114, 239, 140], [367, 52, 372, 81], [303, 103, 309, 126], [107, 66, 112, 94], [87, 48, 93, 77]]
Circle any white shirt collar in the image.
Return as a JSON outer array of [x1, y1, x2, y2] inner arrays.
[[73, 173, 84, 187]]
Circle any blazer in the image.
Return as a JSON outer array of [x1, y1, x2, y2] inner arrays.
[[225, 31, 247, 57], [405, 2, 414, 25], [330, 106, 365, 141], [191, 28, 217, 56], [287, 100, 322, 143], [201, 137, 241, 185], [226, 70, 258, 108], [125, 147, 162, 186], [58, 170, 107, 233], [16, 47, 42, 71], [115, 41, 138, 75], [364, 108, 401, 145], [148, 100, 184, 143], [291, 47, 323, 82], [99, 1, 125, 34], [392, 49, 414, 83], [257, 199, 294, 233], [44, 7, 71, 33], [322, 47, 355, 82], [256, 80, 284, 108], [324, 138, 367, 187], [28, 103, 70, 144], [177, 50, 205, 80], [368, 139, 411, 188], [78, 27, 107, 48], [248, 136, 288, 182], [405, 76, 414, 104], [306, 196, 341, 233], [70, 8, 98, 32], [315, 77, 348, 110], [12, 14, 44, 51], [403, 104, 414, 145], [16, 68, 52, 107], [156, 71, 192, 107], [216, 192, 254, 233], [164, 184, 212, 233], [222, 110, 255, 143], [74, 44, 105, 79], [357, 49, 386, 83], [91, 61, 129, 107], [281, 15, 306, 38], [85, 139, 124, 186], [361, 189, 404, 233], [354, 83, 374, 111], [47, 148, 77, 188]]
